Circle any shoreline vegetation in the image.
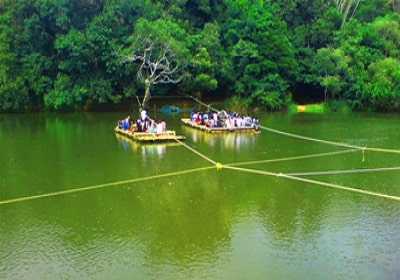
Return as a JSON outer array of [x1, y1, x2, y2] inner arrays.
[[0, 97, 387, 114], [1, 1, 399, 113]]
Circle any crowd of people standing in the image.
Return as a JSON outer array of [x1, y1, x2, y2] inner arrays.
[[118, 110, 167, 133], [118, 108, 260, 133], [189, 110, 260, 130]]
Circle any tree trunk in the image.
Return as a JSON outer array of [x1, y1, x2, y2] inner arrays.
[[142, 79, 151, 109], [390, 0, 400, 13]]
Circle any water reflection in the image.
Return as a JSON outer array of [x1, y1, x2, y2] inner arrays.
[[182, 126, 259, 150], [2, 112, 400, 279], [115, 133, 181, 160], [1, 171, 234, 278]]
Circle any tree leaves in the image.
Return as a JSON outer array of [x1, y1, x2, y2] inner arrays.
[[0, 0, 399, 111], [120, 18, 191, 108]]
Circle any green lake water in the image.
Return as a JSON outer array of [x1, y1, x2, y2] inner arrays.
[[1, 112, 399, 279]]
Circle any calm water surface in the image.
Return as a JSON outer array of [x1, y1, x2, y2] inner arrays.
[[1, 112, 399, 280]]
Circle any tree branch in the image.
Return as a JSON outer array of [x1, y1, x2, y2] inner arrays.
[[120, 37, 188, 108]]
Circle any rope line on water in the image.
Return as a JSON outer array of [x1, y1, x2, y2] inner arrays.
[[286, 166, 400, 177], [186, 94, 400, 155], [259, 125, 400, 154], [185, 94, 219, 112], [364, 147, 400, 154], [0, 166, 214, 206], [222, 165, 400, 202], [225, 149, 358, 167], [175, 139, 217, 165], [3, 97, 399, 204], [182, 97, 399, 200]]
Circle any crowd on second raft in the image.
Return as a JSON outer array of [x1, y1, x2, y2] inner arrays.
[[118, 110, 167, 133], [190, 110, 260, 129]]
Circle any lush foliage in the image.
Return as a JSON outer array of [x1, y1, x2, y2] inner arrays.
[[0, 0, 399, 112]]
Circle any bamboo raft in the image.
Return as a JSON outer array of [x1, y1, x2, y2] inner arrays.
[[181, 118, 260, 134], [114, 126, 185, 143]]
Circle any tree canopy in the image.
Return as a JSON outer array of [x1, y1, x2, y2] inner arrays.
[[121, 18, 191, 109], [0, 0, 399, 112]]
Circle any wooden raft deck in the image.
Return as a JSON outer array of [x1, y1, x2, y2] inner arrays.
[[114, 126, 185, 143], [181, 118, 260, 134]]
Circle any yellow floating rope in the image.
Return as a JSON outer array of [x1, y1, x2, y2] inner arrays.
[[364, 147, 400, 154], [225, 149, 358, 167], [279, 173, 400, 201], [174, 139, 222, 170], [179, 98, 400, 200], [286, 166, 400, 177], [0, 166, 214, 206], [260, 125, 400, 154], [2, 107, 399, 205], [223, 165, 400, 202], [175, 139, 217, 165], [185, 94, 400, 154]]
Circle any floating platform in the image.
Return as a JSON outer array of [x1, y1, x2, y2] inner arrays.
[[181, 118, 260, 134], [114, 126, 185, 143]]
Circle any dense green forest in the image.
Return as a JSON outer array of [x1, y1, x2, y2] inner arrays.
[[0, 0, 399, 112]]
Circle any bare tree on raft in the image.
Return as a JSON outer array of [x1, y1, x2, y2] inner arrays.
[[122, 38, 188, 109]]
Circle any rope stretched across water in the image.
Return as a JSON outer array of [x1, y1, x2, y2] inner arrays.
[[187, 94, 400, 155], [286, 166, 400, 177], [0, 166, 214, 206], [3, 99, 398, 205], [260, 125, 400, 154], [175, 134, 400, 201], [175, 139, 217, 165], [222, 165, 400, 202], [225, 149, 358, 167], [186, 94, 219, 112]]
